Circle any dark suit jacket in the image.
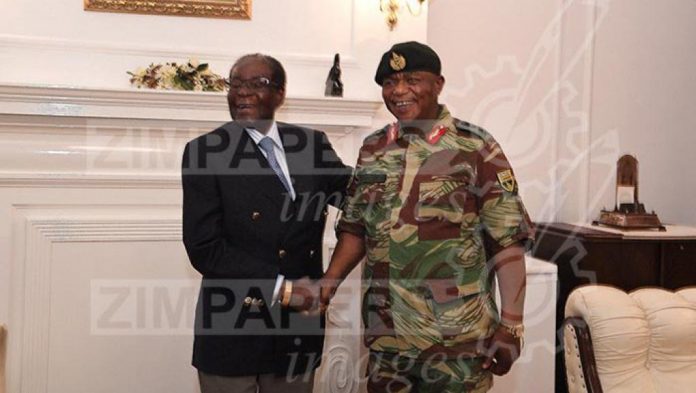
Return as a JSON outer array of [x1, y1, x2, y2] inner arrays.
[[181, 121, 351, 377]]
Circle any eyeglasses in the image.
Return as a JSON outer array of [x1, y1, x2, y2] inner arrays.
[[225, 76, 280, 91]]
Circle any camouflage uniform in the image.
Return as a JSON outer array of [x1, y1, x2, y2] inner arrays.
[[336, 106, 534, 392]]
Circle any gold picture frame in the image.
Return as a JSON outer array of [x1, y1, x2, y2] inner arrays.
[[84, 0, 251, 20]]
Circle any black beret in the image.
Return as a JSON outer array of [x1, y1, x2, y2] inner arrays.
[[374, 41, 441, 85]]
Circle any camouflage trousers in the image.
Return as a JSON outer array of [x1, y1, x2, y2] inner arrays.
[[366, 350, 493, 393]]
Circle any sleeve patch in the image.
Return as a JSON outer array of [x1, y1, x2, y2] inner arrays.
[[496, 170, 516, 192]]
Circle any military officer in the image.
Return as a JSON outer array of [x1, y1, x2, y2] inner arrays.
[[320, 42, 534, 392]]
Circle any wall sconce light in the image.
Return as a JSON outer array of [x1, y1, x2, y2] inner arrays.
[[380, 0, 426, 31]]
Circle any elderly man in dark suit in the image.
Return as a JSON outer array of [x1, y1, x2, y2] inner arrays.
[[182, 53, 351, 393]]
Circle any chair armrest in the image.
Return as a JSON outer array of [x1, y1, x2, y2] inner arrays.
[[563, 317, 603, 393]]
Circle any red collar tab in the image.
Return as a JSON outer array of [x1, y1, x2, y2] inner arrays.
[[386, 123, 399, 144], [426, 125, 448, 144]]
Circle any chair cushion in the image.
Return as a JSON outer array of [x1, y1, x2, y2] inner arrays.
[[565, 285, 696, 393]]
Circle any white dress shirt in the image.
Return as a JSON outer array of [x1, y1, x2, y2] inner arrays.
[[245, 123, 296, 200], [244, 122, 294, 304]]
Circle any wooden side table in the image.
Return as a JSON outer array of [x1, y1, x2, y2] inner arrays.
[[531, 222, 696, 393]]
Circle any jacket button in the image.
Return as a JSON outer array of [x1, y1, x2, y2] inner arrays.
[[309, 249, 315, 257], [251, 212, 261, 221], [244, 297, 252, 306], [278, 249, 287, 259]]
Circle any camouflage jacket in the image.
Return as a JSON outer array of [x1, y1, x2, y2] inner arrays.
[[336, 106, 534, 359]]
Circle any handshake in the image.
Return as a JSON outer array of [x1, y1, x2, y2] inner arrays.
[[279, 276, 340, 315]]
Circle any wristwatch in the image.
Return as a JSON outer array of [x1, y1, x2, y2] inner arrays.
[[499, 321, 525, 348]]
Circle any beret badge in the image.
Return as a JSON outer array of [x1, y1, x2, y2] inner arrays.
[[389, 52, 406, 71]]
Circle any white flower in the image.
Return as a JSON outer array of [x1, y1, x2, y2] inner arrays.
[[128, 58, 224, 91]]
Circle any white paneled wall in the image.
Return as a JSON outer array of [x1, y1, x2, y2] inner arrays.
[[587, 0, 696, 226], [429, 0, 696, 227], [0, 84, 381, 393], [0, 0, 427, 100]]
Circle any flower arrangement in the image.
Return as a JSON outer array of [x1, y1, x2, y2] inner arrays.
[[127, 58, 226, 92]]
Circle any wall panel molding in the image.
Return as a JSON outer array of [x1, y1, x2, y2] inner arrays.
[[0, 34, 359, 69], [7, 204, 181, 393], [0, 173, 180, 189], [0, 84, 382, 128], [554, 0, 606, 223], [6, 204, 360, 392], [0, 83, 380, 189]]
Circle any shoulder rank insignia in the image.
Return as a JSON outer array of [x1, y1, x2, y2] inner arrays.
[[426, 125, 448, 144], [496, 169, 516, 192], [389, 52, 406, 71]]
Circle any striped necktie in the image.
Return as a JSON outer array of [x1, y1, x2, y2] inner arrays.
[[258, 137, 293, 195]]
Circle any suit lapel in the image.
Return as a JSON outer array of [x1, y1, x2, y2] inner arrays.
[[223, 122, 290, 209]]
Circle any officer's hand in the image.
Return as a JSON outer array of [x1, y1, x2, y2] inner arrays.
[[319, 276, 341, 312], [287, 277, 321, 314], [482, 325, 521, 376]]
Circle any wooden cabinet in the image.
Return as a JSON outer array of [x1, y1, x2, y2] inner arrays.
[[662, 241, 696, 288], [531, 222, 696, 393]]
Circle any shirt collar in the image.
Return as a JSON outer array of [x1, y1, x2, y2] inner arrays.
[[244, 121, 284, 151], [431, 105, 456, 134], [388, 105, 456, 143]]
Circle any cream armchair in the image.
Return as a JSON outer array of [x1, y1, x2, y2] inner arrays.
[[563, 285, 696, 393]]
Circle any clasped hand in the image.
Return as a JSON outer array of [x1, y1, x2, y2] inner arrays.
[[481, 325, 522, 376], [285, 277, 322, 315], [287, 276, 341, 316]]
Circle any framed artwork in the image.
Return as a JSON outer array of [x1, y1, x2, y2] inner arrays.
[[84, 0, 251, 20]]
